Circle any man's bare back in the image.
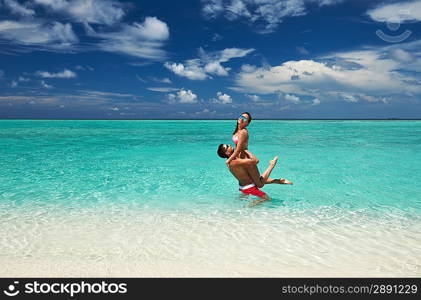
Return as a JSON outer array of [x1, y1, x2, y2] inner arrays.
[[228, 160, 257, 187]]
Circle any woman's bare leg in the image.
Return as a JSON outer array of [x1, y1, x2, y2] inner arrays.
[[245, 156, 278, 188], [260, 157, 293, 185], [246, 156, 293, 185], [260, 156, 278, 183], [268, 178, 293, 184]]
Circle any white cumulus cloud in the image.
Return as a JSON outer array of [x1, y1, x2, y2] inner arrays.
[[389, 48, 413, 62], [147, 87, 180, 92], [129, 16, 169, 40], [312, 98, 320, 105], [0, 1, 170, 60], [204, 61, 229, 76], [40, 80, 53, 89], [33, 0, 68, 10], [36, 69, 77, 78], [165, 47, 253, 80], [232, 39, 421, 104], [94, 17, 170, 60], [212, 91, 233, 104], [202, 0, 345, 33], [0, 20, 78, 50], [18, 76, 30, 82], [285, 94, 300, 103], [367, 0, 421, 23], [34, 0, 125, 25], [245, 94, 261, 101], [167, 89, 198, 104], [149, 77, 172, 84], [164, 60, 208, 80]]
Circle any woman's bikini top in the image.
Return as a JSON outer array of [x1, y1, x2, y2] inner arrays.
[[233, 129, 248, 145]]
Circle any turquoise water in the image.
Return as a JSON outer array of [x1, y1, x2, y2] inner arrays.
[[1, 120, 421, 214], [1, 120, 421, 276]]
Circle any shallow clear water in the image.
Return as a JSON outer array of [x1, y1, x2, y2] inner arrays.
[[1, 120, 420, 276]]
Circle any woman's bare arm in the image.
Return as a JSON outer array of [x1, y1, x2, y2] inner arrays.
[[225, 130, 248, 164]]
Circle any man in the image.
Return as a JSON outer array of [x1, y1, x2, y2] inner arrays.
[[217, 144, 292, 204]]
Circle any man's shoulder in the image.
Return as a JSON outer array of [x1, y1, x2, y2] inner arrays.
[[228, 158, 247, 168]]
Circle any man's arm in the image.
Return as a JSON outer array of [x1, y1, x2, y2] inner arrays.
[[229, 150, 264, 188], [243, 150, 257, 161], [228, 155, 258, 168]]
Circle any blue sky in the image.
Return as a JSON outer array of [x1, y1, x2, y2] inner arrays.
[[0, 0, 420, 119]]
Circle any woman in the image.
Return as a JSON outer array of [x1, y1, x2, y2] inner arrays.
[[225, 112, 252, 165], [226, 112, 292, 185]]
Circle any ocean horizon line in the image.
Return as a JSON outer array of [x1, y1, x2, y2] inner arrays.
[[1, 118, 421, 121]]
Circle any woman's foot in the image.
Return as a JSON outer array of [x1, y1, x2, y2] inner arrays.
[[270, 156, 278, 166], [276, 178, 293, 184]]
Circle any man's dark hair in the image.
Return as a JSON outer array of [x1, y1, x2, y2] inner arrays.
[[217, 144, 229, 158]]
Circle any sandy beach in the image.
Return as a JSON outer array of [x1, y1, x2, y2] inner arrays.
[[1, 206, 420, 277]]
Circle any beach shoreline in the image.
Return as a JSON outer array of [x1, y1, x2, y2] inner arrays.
[[1, 208, 420, 278], [1, 257, 419, 278]]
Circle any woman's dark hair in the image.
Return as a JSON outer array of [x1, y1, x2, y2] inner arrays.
[[233, 112, 252, 135]]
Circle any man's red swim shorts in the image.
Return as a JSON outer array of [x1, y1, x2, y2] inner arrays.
[[239, 184, 267, 198]]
